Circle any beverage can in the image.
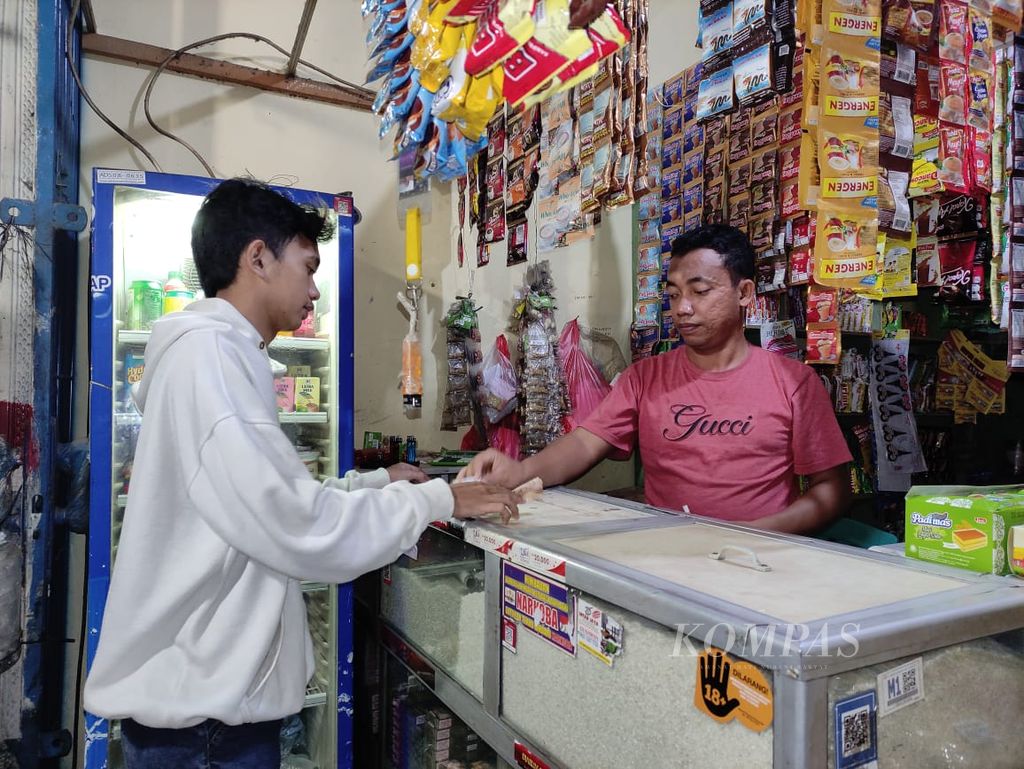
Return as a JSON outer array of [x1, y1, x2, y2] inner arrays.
[[130, 280, 163, 329]]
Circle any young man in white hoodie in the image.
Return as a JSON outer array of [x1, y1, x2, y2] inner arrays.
[[84, 179, 519, 769]]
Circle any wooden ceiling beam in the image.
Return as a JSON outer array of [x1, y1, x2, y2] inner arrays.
[[81, 32, 374, 112]]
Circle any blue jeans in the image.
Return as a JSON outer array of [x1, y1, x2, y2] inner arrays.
[[121, 717, 282, 769]]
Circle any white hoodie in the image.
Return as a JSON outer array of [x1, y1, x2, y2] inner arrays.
[[84, 298, 453, 728]]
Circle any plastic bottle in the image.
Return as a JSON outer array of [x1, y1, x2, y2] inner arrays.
[[162, 271, 194, 315], [405, 435, 417, 464]]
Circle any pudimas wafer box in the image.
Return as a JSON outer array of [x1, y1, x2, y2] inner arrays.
[[905, 485, 1024, 576]]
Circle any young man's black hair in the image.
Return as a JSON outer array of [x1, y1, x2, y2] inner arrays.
[[191, 178, 335, 297], [670, 224, 756, 285]]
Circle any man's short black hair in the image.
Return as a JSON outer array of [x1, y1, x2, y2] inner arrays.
[[191, 178, 335, 297], [669, 224, 756, 285]]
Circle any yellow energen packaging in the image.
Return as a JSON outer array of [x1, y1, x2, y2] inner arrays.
[[817, 123, 880, 204], [819, 44, 880, 124], [814, 201, 881, 289]]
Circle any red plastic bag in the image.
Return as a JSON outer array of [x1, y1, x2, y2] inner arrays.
[[488, 412, 521, 459], [558, 318, 612, 432], [479, 334, 519, 424]]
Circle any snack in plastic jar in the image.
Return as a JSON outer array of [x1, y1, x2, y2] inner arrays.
[[938, 1, 968, 66], [938, 63, 968, 125], [938, 124, 970, 193]]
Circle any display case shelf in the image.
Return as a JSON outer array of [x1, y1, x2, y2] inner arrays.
[[280, 412, 328, 424], [117, 330, 331, 352]]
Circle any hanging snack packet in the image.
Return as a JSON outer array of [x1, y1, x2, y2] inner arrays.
[[938, 123, 971, 192], [803, 47, 820, 127], [881, 39, 917, 85], [705, 115, 730, 151], [733, 0, 770, 47], [799, 130, 821, 208], [729, 193, 751, 229], [734, 41, 775, 109], [818, 124, 879, 207], [729, 160, 752, 196], [464, 0, 534, 76], [696, 66, 735, 120], [993, 0, 1024, 29], [779, 140, 801, 181], [938, 63, 968, 125], [751, 148, 778, 184], [938, 2, 969, 66], [820, 47, 881, 121], [967, 6, 993, 76], [780, 104, 803, 144], [880, 91, 915, 158], [815, 202, 880, 285], [446, 0, 490, 24], [807, 286, 839, 323], [973, 128, 993, 192], [729, 108, 752, 163], [938, 239, 976, 298], [878, 160, 913, 233], [966, 72, 993, 132], [807, 324, 842, 365], [823, 0, 882, 44], [751, 179, 778, 215], [751, 101, 779, 149], [781, 178, 802, 217], [702, 0, 735, 72]]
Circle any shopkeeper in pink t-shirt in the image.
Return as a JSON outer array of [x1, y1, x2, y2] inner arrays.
[[460, 225, 853, 534]]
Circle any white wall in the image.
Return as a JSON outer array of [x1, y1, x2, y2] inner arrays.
[[438, 1, 700, 491]]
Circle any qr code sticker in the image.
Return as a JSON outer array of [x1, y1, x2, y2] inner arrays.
[[834, 691, 878, 768], [842, 706, 872, 758]]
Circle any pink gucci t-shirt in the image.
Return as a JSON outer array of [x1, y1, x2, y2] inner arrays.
[[582, 345, 852, 521]]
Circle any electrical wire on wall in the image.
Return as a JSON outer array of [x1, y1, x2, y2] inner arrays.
[[141, 31, 374, 177], [67, 1, 376, 178], [67, 0, 162, 171]]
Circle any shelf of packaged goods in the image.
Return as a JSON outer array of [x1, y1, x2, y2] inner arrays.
[[118, 330, 330, 352], [280, 412, 328, 424]]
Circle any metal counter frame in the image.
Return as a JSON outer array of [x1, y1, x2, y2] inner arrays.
[[369, 487, 1024, 769]]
